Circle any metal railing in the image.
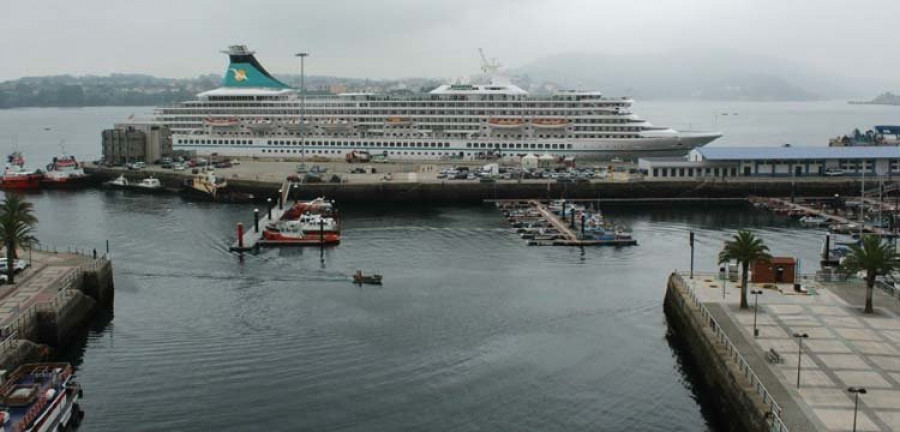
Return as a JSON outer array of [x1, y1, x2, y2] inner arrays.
[[670, 272, 789, 432], [0, 255, 109, 360]]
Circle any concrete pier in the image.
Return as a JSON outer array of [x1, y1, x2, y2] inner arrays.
[[230, 184, 290, 252], [665, 271, 900, 431], [0, 250, 114, 371], [86, 164, 869, 204]]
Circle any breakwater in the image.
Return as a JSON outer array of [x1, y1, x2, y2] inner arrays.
[[0, 251, 114, 371], [664, 273, 786, 432], [86, 166, 864, 204]]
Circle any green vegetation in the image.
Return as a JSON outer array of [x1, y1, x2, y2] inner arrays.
[[0, 195, 38, 284], [719, 230, 771, 309], [839, 235, 900, 313]]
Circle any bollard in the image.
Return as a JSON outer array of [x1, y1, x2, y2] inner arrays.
[[581, 214, 586, 236], [254, 209, 260, 233], [319, 218, 325, 250], [237, 223, 245, 250], [106, 239, 109, 254], [278, 189, 283, 210], [267, 198, 272, 220]]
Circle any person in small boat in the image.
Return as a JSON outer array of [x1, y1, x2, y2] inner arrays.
[[355, 270, 362, 280]]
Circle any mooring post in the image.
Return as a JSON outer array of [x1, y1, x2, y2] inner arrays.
[[267, 198, 273, 220], [581, 214, 586, 236], [106, 239, 109, 254], [237, 223, 245, 250], [278, 189, 283, 210], [254, 209, 260, 233]]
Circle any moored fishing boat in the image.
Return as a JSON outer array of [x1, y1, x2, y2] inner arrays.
[[0, 363, 84, 432], [1, 152, 43, 190]]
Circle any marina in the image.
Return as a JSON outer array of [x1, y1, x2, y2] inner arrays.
[[497, 199, 637, 246]]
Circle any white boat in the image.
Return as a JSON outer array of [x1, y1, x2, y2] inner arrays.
[[105, 174, 129, 188], [105, 175, 164, 192], [135, 177, 162, 190], [0, 363, 84, 432], [158, 45, 722, 161]]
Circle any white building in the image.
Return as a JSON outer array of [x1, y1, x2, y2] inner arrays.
[[639, 146, 900, 180]]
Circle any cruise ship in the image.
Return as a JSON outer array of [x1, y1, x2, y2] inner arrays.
[[157, 46, 721, 161]]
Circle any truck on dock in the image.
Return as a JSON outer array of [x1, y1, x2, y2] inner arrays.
[[346, 150, 371, 163]]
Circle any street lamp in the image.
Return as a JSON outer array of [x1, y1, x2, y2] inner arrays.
[[793, 332, 809, 388], [751, 289, 763, 337], [295, 52, 309, 163], [847, 387, 867, 432]]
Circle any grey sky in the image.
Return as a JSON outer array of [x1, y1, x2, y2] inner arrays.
[[3, 0, 899, 83]]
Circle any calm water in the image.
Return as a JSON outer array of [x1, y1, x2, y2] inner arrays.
[[0, 101, 892, 431]]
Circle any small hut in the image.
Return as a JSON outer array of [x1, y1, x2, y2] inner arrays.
[[538, 153, 555, 169], [521, 153, 538, 170], [751, 257, 796, 284]]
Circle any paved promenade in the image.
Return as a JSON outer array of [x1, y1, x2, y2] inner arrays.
[[690, 274, 900, 431], [0, 251, 95, 329]]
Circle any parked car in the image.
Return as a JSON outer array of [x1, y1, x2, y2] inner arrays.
[[0, 259, 28, 274]]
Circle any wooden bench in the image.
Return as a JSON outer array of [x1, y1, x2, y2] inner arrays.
[[765, 348, 783, 364]]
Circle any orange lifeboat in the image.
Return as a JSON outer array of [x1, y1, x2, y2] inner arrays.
[[203, 117, 240, 127], [532, 118, 569, 128]]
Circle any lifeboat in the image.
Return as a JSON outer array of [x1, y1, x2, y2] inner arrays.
[[488, 118, 525, 129], [203, 117, 240, 127], [532, 118, 569, 129], [385, 117, 412, 126]]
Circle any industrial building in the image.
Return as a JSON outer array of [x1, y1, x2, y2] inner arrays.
[[101, 122, 172, 165], [638, 146, 900, 180]]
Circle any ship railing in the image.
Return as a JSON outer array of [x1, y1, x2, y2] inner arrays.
[[671, 272, 789, 432]]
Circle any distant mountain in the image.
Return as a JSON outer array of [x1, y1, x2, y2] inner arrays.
[[514, 51, 882, 101]]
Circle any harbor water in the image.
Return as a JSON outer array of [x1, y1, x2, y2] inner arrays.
[[0, 101, 894, 430]]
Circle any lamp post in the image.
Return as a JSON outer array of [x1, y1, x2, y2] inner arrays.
[[793, 332, 809, 388], [847, 387, 867, 432], [295, 52, 309, 163], [751, 289, 763, 337]]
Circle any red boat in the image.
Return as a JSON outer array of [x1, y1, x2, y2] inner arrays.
[[1, 152, 43, 190], [43, 155, 93, 188], [262, 198, 342, 245]]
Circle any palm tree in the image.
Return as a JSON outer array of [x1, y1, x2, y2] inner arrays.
[[839, 235, 900, 314], [0, 195, 38, 284], [719, 230, 771, 309]]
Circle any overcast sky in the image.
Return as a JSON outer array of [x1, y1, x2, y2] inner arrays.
[[3, 0, 898, 83]]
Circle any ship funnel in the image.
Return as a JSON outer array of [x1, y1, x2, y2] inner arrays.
[[220, 45, 289, 89]]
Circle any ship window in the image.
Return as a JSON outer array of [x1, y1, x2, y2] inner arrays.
[[567, 144, 572, 149]]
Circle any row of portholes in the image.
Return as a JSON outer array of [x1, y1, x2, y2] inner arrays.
[[259, 149, 457, 156]]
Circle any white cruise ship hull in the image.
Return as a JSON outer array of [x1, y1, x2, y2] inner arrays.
[[172, 133, 720, 161]]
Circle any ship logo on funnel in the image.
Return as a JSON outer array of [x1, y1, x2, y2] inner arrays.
[[230, 68, 248, 82]]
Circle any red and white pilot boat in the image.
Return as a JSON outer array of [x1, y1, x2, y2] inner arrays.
[[42, 155, 93, 188], [262, 198, 341, 245], [0, 152, 44, 190]]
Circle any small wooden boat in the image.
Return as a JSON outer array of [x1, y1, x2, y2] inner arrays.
[[353, 271, 383, 285]]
